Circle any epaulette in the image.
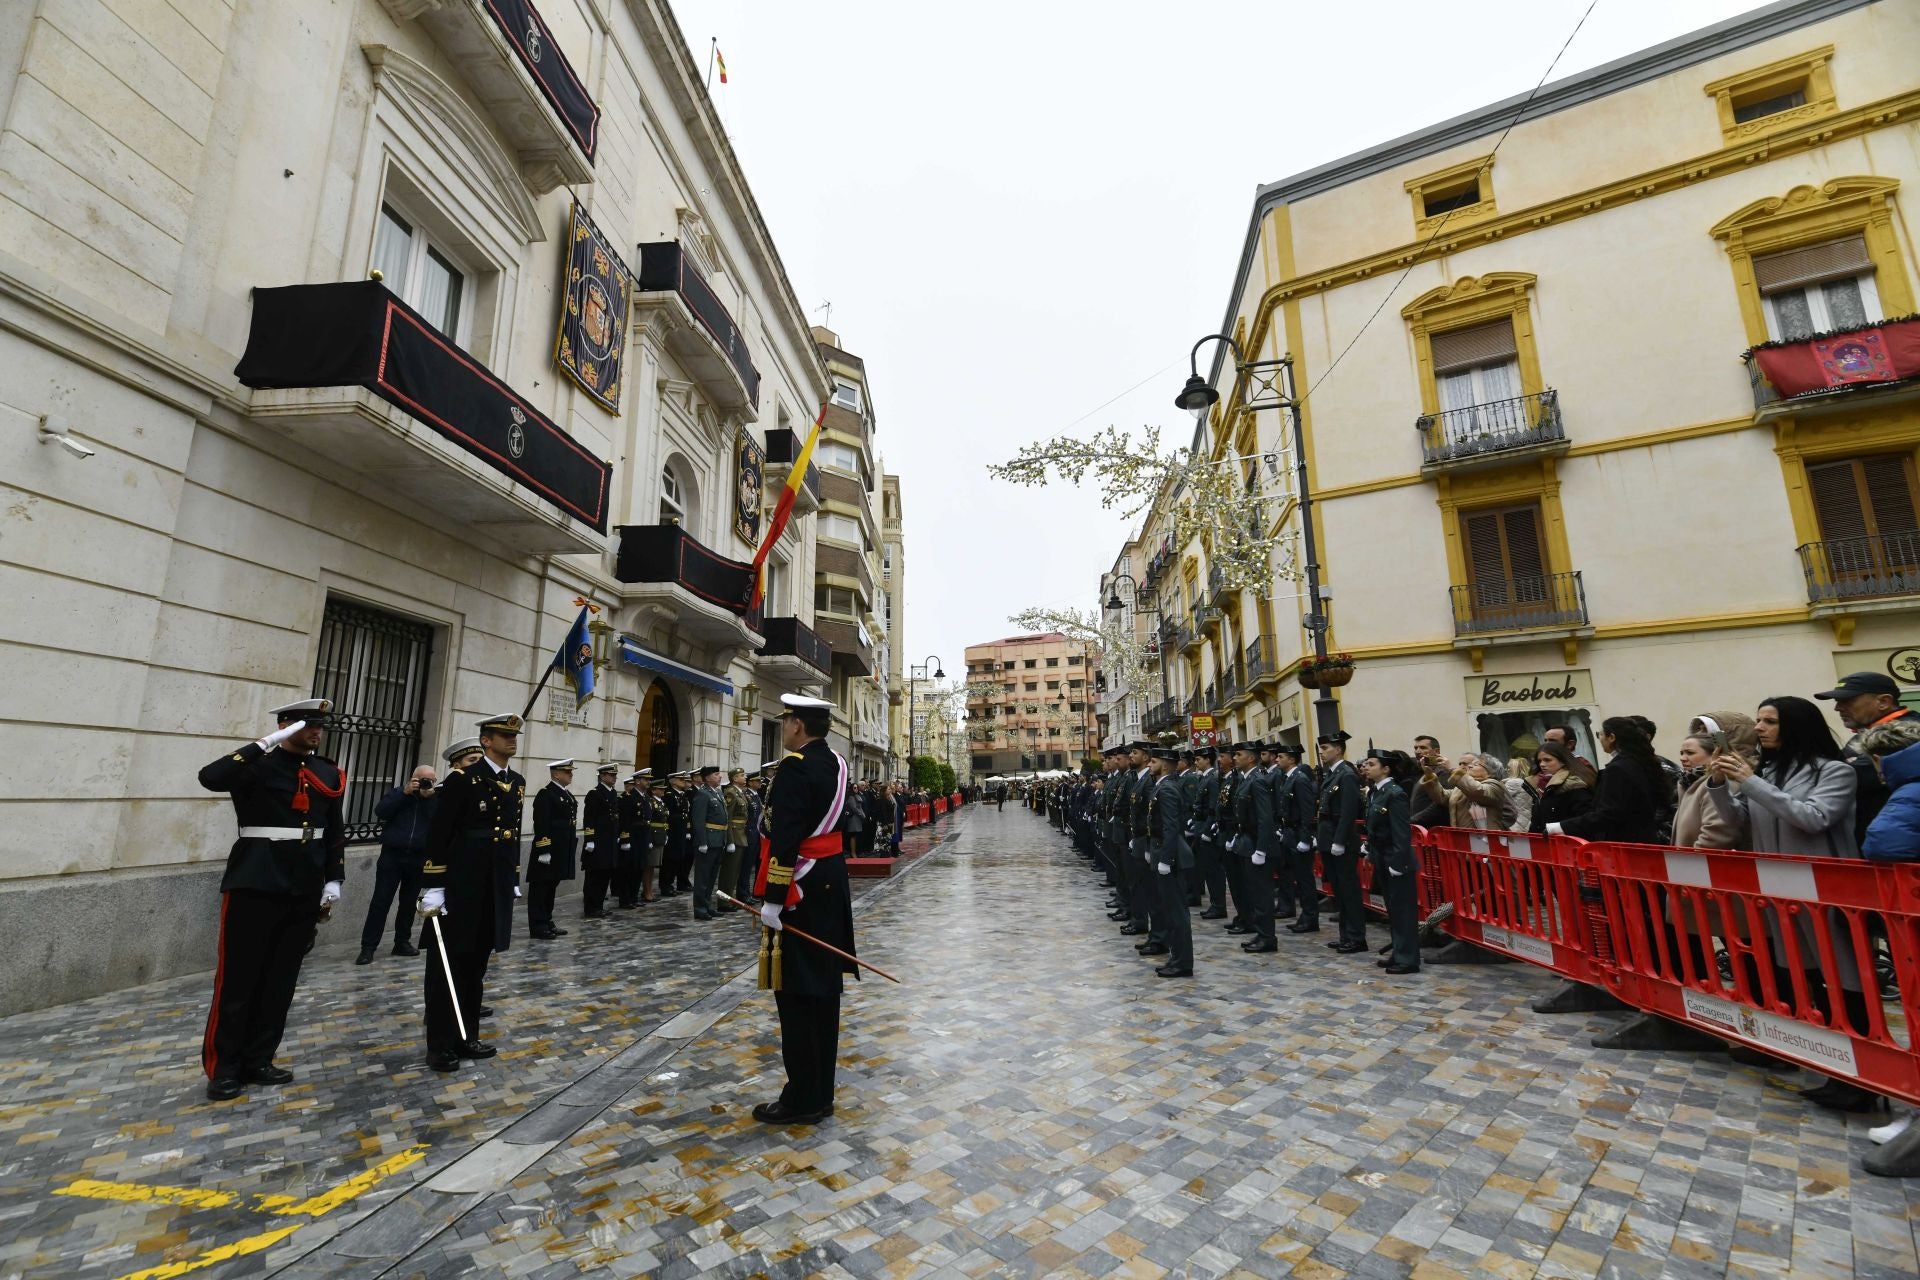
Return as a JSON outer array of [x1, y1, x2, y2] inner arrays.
[[446, 767, 464, 777]]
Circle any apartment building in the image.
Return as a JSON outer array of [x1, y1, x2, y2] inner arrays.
[[965, 633, 1104, 777]]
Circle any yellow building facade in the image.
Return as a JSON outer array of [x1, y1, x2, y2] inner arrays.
[[1146, 0, 1920, 761]]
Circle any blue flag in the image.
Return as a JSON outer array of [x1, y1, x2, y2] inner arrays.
[[552, 606, 595, 707]]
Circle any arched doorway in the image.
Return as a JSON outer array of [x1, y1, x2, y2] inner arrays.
[[637, 678, 680, 777]]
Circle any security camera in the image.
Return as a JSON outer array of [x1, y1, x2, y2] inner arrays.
[[37, 416, 95, 459]]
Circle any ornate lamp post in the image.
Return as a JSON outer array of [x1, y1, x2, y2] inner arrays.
[[907, 654, 945, 768]]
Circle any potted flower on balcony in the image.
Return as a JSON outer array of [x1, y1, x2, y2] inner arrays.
[[1298, 652, 1355, 689]]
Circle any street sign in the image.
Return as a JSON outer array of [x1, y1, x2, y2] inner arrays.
[[1191, 713, 1217, 748]]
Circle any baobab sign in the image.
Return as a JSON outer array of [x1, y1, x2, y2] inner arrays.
[[1465, 669, 1594, 708]]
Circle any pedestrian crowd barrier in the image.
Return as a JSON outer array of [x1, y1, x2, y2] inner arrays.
[[1413, 827, 1920, 1106]]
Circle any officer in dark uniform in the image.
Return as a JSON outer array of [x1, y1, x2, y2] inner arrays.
[[753, 694, 857, 1125], [1259, 743, 1296, 922], [1176, 750, 1202, 907], [1276, 743, 1322, 934], [1216, 752, 1247, 934], [196, 697, 346, 1101], [417, 712, 524, 1072], [581, 762, 619, 919], [527, 759, 576, 940], [1147, 747, 1194, 976], [1361, 747, 1422, 974], [645, 775, 670, 901], [1315, 731, 1368, 954], [617, 772, 646, 908], [1231, 742, 1280, 953], [664, 772, 695, 895]]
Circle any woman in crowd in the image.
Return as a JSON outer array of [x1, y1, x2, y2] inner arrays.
[[1419, 752, 1517, 830], [1707, 695, 1869, 1111], [1671, 712, 1756, 849], [1504, 759, 1537, 833], [1529, 740, 1593, 834], [1550, 717, 1671, 844]]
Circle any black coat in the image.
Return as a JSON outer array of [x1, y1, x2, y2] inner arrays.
[[530, 782, 577, 881], [760, 738, 856, 996], [199, 742, 346, 897], [1559, 756, 1665, 843], [1530, 774, 1595, 834], [582, 784, 620, 871], [422, 758, 522, 953]]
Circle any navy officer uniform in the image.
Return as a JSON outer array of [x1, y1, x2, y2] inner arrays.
[[418, 712, 524, 1072], [196, 697, 346, 1101], [1315, 731, 1369, 954], [1147, 749, 1194, 977], [752, 694, 858, 1125], [527, 759, 576, 940], [1231, 742, 1280, 953], [1276, 743, 1322, 934], [580, 762, 620, 918]]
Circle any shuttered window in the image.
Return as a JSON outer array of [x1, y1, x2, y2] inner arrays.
[[1431, 319, 1519, 374], [1808, 456, 1920, 542], [1462, 504, 1547, 586], [1754, 235, 1872, 292]]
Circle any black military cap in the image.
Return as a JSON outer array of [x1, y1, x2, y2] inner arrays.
[[1273, 741, 1304, 759], [1195, 746, 1216, 760], [1178, 749, 1196, 761], [1317, 730, 1352, 746], [1151, 748, 1180, 762]]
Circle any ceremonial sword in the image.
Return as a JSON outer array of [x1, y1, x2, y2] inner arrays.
[[715, 890, 902, 984], [427, 913, 467, 1042]]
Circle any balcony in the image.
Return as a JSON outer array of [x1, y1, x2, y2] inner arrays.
[[757, 616, 833, 687], [814, 614, 873, 677], [1450, 571, 1589, 639], [1244, 637, 1278, 690], [613, 523, 765, 652], [1175, 621, 1201, 656], [635, 242, 761, 416], [1208, 563, 1240, 607], [1799, 535, 1920, 606], [815, 541, 874, 600], [1417, 390, 1567, 473], [1220, 666, 1243, 707], [1746, 318, 1920, 418], [1196, 605, 1223, 637], [236, 281, 609, 554], [376, 0, 596, 193], [762, 428, 822, 516], [1143, 697, 1177, 734]]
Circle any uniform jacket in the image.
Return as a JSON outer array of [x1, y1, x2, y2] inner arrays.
[[1178, 768, 1201, 830], [665, 787, 694, 855], [1107, 769, 1135, 844], [745, 786, 765, 850], [582, 783, 620, 872], [759, 738, 857, 996], [530, 781, 577, 881], [619, 787, 645, 852], [1127, 766, 1152, 846], [199, 741, 347, 897], [1280, 765, 1317, 849], [723, 783, 751, 846], [1234, 764, 1276, 855], [1195, 767, 1220, 832], [422, 756, 523, 952], [1150, 772, 1194, 870], [691, 785, 730, 852], [1315, 760, 1361, 854], [1365, 777, 1415, 876], [1215, 769, 1243, 840]]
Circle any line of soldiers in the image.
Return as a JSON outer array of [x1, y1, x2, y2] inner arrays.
[[1056, 734, 1424, 978]]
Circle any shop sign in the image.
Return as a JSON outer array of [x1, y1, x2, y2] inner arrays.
[[1465, 668, 1594, 708]]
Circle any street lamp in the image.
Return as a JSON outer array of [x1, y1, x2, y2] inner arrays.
[[907, 654, 945, 770], [1104, 571, 1170, 735], [1177, 334, 1341, 740]]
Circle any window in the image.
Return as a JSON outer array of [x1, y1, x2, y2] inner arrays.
[[1069, 679, 1084, 689], [882, 543, 893, 580], [1068, 655, 1082, 665], [659, 464, 685, 524], [1703, 46, 1836, 143], [831, 378, 862, 411], [765, 557, 789, 615], [1070, 702, 1085, 712], [1002, 683, 1015, 694], [1433, 319, 1521, 416], [1048, 727, 1061, 737], [311, 597, 433, 842], [1755, 235, 1880, 342], [1045, 657, 1059, 667], [1024, 659, 1037, 668], [1024, 681, 1037, 691], [1404, 157, 1496, 236], [815, 584, 858, 615], [1046, 680, 1059, 690], [1807, 456, 1920, 585], [819, 441, 862, 475], [1734, 87, 1806, 124], [372, 203, 468, 338], [1459, 503, 1551, 623], [819, 512, 864, 546]]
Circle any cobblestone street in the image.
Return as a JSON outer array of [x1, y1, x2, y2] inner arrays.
[[3, 808, 1917, 1279]]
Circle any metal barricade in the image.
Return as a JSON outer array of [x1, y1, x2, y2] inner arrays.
[[1425, 827, 1609, 985]]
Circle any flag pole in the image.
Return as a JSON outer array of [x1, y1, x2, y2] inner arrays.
[[706, 36, 715, 90], [520, 663, 557, 722]]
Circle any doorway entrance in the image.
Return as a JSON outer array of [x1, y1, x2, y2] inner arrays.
[[637, 679, 680, 778]]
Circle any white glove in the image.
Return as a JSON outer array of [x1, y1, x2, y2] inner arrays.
[[1545, 822, 1564, 837], [1156, 862, 1172, 876], [256, 720, 306, 749], [585, 841, 595, 853], [417, 888, 446, 917], [319, 880, 341, 907], [513, 884, 522, 898], [1296, 841, 1310, 853], [727, 843, 736, 853], [1330, 843, 1346, 857], [760, 902, 783, 930], [1389, 865, 1407, 877], [1252, 851, 1267, 867], [620, 841, 631, 851], [537, 852, 551, 864]]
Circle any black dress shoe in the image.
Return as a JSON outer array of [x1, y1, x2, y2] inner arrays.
[[1225, 923, 1252, 935], [584, 910, 608, 919], [1107, 909, 1131, 921], [1199, 909, 1227, 920], [457, 1040, 497, 1059], [242, 1064, 293, 1085], [427, 1050, 461, 1073], [355, 949, 375, 965], [391, 941, 420, 957], [1802, 1080, 1881, 1112], [751, 1099, 832, 1125], [477, 1005, 494, 1018], [694, 911, 714, 921], [1384, 963, 1421, 975], [1137, 943, 1170, 957], [1119, 923, 1146, 936], [1376, 958, 1392, 968], [1154, 963, 1193, 978], [1242, 939, 1278, 953], [1275, 908, 1297, 921], [205, 1076, 245, 1101], [1287, 921, 1320, 934], [1334, 941, 1370, 955]]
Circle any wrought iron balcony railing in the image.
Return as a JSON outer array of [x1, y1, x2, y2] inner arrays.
[[1799, 535, 1920, 604], [1244, 637, 1276, 686], [1417, 389, 1564, 468], [1449, 570, 1588, 637]]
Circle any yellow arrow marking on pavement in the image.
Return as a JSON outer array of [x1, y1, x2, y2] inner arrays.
[[52, 1144, 429, 1280]]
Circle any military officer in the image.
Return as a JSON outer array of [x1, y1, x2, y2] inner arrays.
[[1315, 731, 1368, 955], [527, 759, 576, 940], [196, 697, 346, 1101], [690, 765, 730, 920], [616, 772, 645, 908], [1257, 743, 1296, 922], [417, 712, 524, 1072], [580, 762, 619, 919], [1231, 742, 1280, 953], [1125, 742, 1156, 944], [1147, 748, 1194, 977], [752, 695, 858, 1125], [664, 772, 695, 895], [645, 775, 670, 901], [1216, 749, 1248, 935], [1276, 743, 1322, 935], [1361, 747, 1422, 974], [1176, 750, 1203, 907], [723, 767, 751, 903], [1192, 746, 1227, 920], [738, 768, 767, 900]]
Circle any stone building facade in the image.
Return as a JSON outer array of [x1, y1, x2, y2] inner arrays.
[[964, 633, 1104, 777]]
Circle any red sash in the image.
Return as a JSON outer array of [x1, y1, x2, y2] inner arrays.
[[754, 832, 844, 907]]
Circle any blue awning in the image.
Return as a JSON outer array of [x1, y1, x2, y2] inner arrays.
[[618, 636, 734, 696]]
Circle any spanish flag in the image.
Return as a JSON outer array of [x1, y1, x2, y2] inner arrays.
[[715, 46, 729, 84], [748, 402, 824, 608]]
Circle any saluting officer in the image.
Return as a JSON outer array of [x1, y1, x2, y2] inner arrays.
[[752, 695, 858, 1125], [197, 697, 346, 1101], [581, 762, 619, 919], [1315, 731, 1368, 955], [527, 759, 576, 940], [417, 712, 524, 1072]]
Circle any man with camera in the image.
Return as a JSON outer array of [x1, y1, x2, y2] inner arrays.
[[357, 764, 440, 964]]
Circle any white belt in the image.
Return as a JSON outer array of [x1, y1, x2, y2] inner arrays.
[[240, 826, 309, 841]]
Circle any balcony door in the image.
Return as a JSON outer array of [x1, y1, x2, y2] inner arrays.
[[1756, 235, 1881, 342], [1433, 320, 1522, 451], [1461, 503, 1550, 627], [636, 678, 680, 778], [1806, 455, 1920, 599]]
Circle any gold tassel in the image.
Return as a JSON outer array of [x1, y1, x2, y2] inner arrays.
[[771, 932, 783, 991], [758, 927, 771, 989]]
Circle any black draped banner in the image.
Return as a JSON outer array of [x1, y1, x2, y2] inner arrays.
[[554, 202, 633, 412], [479, 0, 599, 161]]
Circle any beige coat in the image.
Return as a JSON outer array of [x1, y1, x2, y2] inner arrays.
[[1672, 710, 1757, 849]]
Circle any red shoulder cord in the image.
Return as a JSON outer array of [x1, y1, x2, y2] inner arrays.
[[291, 764, 346, 813]]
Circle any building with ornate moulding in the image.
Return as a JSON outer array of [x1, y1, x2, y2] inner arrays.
[[1111, 0, 1920, 760]]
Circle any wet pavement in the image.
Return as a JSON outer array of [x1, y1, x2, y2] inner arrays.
[[1, 806, 1916, 1279]]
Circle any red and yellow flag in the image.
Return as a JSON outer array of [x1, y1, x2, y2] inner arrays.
[[715, 46, 729, 84], [749, 402, 825, 608]]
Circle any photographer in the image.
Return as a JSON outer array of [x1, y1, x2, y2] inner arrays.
[[357, 764, 442, 964]]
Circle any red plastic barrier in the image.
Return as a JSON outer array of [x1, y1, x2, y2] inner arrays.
[[1587, 841, 1920, 1104], [1423, 827, 1608, 985], [934, 798, 948, 815]]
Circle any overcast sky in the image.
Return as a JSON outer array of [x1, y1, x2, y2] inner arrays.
[[667, 0, 1761, 675]]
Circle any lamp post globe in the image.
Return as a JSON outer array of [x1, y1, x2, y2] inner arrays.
[[1175, 374, 1219, 414]]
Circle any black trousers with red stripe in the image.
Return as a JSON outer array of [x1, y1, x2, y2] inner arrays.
[[202, 888, 319, 1080]]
